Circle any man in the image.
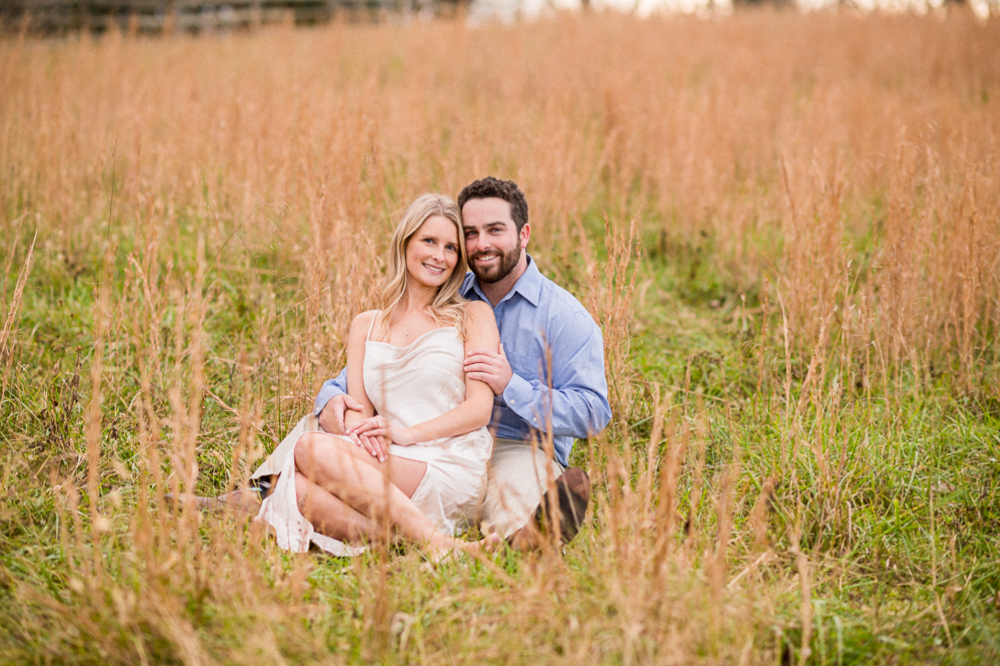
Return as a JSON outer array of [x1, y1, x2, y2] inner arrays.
[[316, 177, 611, 546]]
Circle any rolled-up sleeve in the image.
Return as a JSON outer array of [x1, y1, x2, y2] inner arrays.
[[314, 368, 348, 416]]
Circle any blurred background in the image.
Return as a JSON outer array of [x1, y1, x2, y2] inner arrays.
[[2, 0, 997, 36]]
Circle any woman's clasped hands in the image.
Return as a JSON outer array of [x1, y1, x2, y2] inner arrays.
[[346, 416, 420, 462]]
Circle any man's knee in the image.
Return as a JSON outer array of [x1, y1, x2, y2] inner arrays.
[[481, 472, 546, 538], [481, 441, 563, 538]]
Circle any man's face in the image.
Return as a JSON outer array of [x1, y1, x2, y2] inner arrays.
[[461, 197, 528, 284]]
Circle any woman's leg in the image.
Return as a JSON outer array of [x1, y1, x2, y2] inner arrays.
[[294, 432, 457, 553], [294, 472, 377, 544]]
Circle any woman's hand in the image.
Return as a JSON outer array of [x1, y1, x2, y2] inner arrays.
[[347, 416, 418, 447], [343, 411, 389, 462]]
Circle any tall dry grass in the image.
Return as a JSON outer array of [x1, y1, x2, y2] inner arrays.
[[3, 12, 998, 383], [1, 9, 999, 664]]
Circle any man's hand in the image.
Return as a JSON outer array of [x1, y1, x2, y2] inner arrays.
[[464, 343, 513, 396], [317, 394, 363, 435]]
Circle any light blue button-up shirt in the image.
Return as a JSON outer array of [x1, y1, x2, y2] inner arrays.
[[314, 255, 612, 466]]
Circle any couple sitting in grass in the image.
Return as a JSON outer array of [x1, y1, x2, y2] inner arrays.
[[219, 177, 611, 558]]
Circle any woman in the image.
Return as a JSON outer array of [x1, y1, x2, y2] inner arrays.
[[251, 194, 498, 558]]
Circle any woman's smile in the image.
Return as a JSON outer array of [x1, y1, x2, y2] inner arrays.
[[422, 262, 446, 275]]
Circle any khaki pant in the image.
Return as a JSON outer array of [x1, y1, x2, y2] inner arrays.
[[479, 437, 565, 539]]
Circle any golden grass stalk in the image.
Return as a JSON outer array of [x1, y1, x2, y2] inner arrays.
[[0, 231, 35, 398]]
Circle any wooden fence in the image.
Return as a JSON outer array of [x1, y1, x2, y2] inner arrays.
[[0, 0, 465, 34]]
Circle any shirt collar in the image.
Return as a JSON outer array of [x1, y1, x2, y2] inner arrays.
[[461, 254, 542, 307]]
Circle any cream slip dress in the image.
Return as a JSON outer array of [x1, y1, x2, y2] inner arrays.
[[250, 313, 493, 556]]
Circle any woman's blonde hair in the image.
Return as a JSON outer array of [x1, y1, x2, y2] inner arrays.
[[376, 193, 469, 340]]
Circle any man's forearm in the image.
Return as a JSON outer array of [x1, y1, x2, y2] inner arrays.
[[498, 316, 612, 440], [501, 373, 612, 440]]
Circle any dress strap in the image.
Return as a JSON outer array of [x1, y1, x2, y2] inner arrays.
[[365, 310, 380, 342]]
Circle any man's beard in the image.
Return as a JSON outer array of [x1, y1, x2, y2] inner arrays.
[[470, 245, 521, 284]]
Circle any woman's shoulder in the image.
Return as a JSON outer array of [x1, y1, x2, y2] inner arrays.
[[462, 300, 498, 340], [349, 310, 379, 336], [352, 309, 379, 322], [462, 300, 493, 320]]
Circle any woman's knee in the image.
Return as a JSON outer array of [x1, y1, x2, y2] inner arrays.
[[294, 432, 343, 476], [294, 432, 322, 472]]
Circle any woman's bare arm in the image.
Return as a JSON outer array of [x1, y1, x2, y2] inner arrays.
[[341, 311, 384, 457], [348, 301, 498, 445]]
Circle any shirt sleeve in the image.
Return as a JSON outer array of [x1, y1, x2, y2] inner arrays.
[[314, 367, 348, 416], [500, 311, 612, 440]]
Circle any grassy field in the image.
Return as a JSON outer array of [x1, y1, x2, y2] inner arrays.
[[1, 9, 999, 664]]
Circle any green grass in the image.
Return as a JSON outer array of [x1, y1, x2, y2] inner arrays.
[[2, 221, 998, 664]]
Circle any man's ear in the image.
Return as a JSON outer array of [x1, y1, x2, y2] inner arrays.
[[519, 223, 531, 250]]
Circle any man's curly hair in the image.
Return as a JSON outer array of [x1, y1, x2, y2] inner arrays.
[[457, 177, 529, 233]]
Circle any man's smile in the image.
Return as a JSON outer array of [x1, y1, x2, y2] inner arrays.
[[474, 252, 499, 264]]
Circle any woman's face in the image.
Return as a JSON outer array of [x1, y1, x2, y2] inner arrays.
[[405, 215, 461, 289]]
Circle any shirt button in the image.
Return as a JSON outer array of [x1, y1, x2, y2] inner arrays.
[[510, 399, 516, 405]]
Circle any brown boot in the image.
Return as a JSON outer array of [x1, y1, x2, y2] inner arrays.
[[536, 467, 591, 544], [164, 489, 261, 516], [509, 468, 591, 550]]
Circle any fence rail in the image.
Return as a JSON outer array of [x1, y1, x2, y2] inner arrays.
[[0, 0, 463, 34]]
